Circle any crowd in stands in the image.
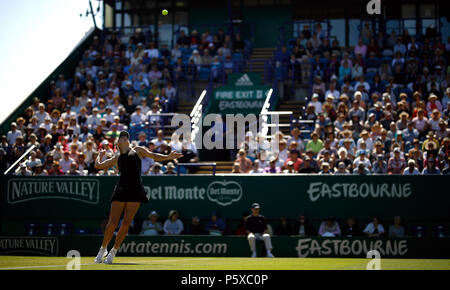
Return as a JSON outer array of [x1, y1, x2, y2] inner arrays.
[[1, 24, 449, 176], [235, 23, 450, 175], [1, 27, 250, 176]]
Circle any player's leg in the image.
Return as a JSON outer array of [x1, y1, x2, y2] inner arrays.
[[104, 202, 140, 264], [95, 201, 125, 263], [102, 201, 126, 248], [247, 233, 257, 257], [113, 202, 140, 249]]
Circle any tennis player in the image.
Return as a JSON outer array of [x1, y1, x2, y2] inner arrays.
[[94, 131, 182, 264]]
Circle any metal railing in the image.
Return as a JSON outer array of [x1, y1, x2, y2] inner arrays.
[[176, 162, 216, 176]]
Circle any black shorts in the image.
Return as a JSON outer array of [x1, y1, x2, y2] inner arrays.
[[110, 185, 149, 203]]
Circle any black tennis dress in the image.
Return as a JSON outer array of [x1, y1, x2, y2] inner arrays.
[[110, 149, 149, 203]]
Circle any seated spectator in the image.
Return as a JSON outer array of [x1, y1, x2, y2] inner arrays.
[[283, 149, 303, 171], [151, 130, 168, 153], [205, 211, 226, 235], [403, 159, 420, 175], [294, 214, 313, 236], [264, 157, 281, 173], [388, 216, 405, 237], [363, 216, 385, 237], [334, 161, 350, 174], [48, 161, 64, 175], [318, 162, 333, 174], [353, 150, 371, 171], [422, 159, 441, 175], [164, 162, 177, 175], [163, 210, 184, 235], [342, 218, 360, 237], [372, 154, 388, 174], [15, 163, 32, 176], [298, 155, 317, 173], [235, 149, 252, 173], [140, 211, 163, 236], [318, 217, 341, 237], [275, 216, 292, 236], [148, 162, 163, 176], [186, 216, 207, 235], [353, 163, 371, 175], [305, 131, 323, 155]]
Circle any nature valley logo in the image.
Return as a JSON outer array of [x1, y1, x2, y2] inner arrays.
[[207, 180, 243, 206], [235, 73, 254, 86], [0, 237, 58, 256], [7, 178, 100, 204]]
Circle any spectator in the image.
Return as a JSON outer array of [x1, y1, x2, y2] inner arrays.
[[164, 162, 177, 175], [388, 147, 406, 174], [318, 217, 341, 237], [48, 161, 64, 176], [149, 162, 163, 176], [342, 218, 360, 237], [140, 211, 163, 236], [245, 203, 274, 258], [235, 149, 252, 173], [298, 155, 317, 173], [293, 214, 312, 236], [389, 216, 405, 237], [264, 157, 281, 173], [205, 211, 226, 235], [275, 216, 292, 236], [372, 154, 388, 174], [363, 216, 385, 237], [163, 210, 184, 235], [305, 131, 324, 155], [186, 216, 206, 235], [15, 163, 32, 176], [422, 159, 441, 175], [7, 123, 22, 145], [403, 159, 420, 175], [334, 161, 350, 174]]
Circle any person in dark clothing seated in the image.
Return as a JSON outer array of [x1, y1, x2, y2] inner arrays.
[[341, 217, 361, 237], [205, 211, 226, 235], [186, 216, 207, 235], [293, 214, 313, 236], [275, 216, 293, 236], [298, 156, 317, 173]]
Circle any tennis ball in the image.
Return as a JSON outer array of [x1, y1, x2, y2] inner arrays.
[[162, 9, 168, 16]]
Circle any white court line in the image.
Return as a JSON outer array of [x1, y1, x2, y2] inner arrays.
[[0, 258, 215, 270], [0, 263, 96, 270]]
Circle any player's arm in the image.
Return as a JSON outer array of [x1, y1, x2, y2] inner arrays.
[[94, 150, 118, 170], [134, 146, 183, 161]]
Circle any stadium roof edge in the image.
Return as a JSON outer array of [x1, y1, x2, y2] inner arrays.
[[0, 27, 100, 135]]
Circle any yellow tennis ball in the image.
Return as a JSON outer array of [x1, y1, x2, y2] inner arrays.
[[162, 9, 168, 16]]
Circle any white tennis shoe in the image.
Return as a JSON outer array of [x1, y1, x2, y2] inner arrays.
[[251, 251, 257, 258], [104, 248, 117, 264], [94, 247, 108, 263]]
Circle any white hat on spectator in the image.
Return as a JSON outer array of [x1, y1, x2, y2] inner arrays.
[[101, 140, 109, 146]]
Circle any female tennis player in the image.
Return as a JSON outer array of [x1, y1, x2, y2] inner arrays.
[[94, 131, 182, 264]]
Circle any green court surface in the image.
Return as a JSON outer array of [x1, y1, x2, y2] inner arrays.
[[0, 256, 449, 270]]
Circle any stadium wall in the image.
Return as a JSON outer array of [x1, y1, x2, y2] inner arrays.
[[1, 175, 449, 235], [0, 27, 100, 136], [0, 235, 449, 258]]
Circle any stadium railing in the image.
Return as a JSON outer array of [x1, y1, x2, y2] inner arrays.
[[176, 162, 217, 176]]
